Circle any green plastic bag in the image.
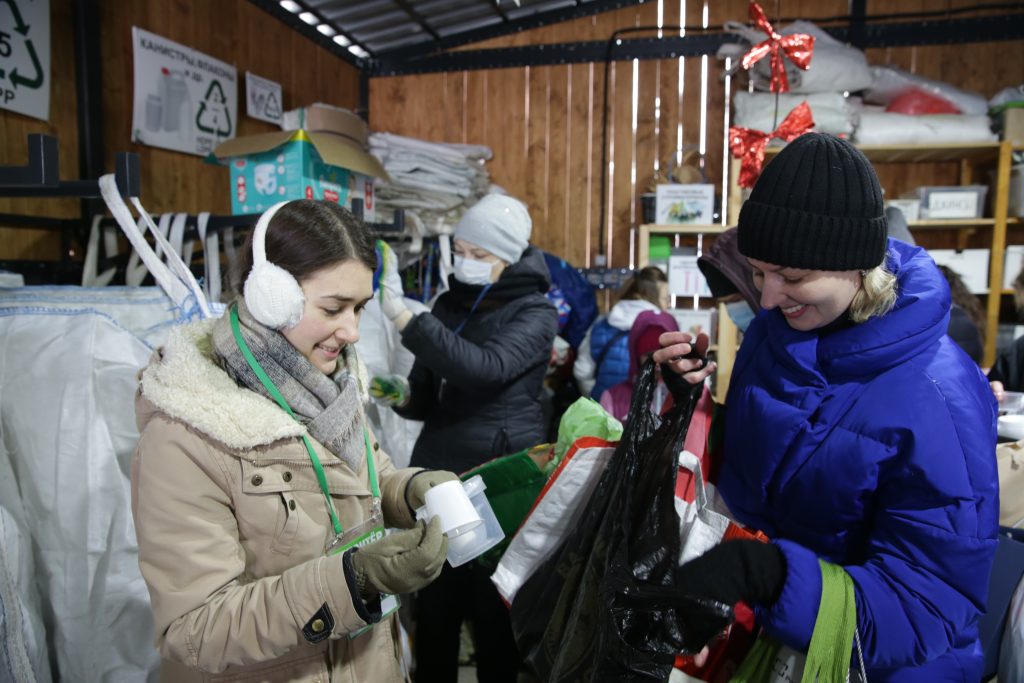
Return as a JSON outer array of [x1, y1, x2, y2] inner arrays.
[[461, 450, 547, 569], [730, 560, 861, 683], [549, 397, 623, 476], [459, 399, 623, 569]]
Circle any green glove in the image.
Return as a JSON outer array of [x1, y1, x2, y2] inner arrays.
[[349, 518, 448, 599], [405, 469, 461, 513], [369, 374, 410, 407]]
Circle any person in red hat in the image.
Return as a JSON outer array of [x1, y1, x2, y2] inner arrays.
[[598, 309, 679, 422]]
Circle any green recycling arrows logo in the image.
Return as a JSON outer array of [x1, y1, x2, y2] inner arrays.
[[196, 78, 232, 137], [0, 0, 44, 91]]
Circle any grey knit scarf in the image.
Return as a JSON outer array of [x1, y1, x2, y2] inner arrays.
[[211, 301, 365, 470]]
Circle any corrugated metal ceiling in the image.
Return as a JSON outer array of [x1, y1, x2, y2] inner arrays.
[[262, 0, 644, 62]]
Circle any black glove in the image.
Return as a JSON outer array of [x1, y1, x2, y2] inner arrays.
[[661, 360, 704, 405], [676, 540, 787, 607], [660, 340, 708, 405]]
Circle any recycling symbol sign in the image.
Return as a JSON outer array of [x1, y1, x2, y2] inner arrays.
[[196, 79, 232, 137], [245, 71, 282, 125], [0, 0, 51, 121], [131, 27, 237, 157]]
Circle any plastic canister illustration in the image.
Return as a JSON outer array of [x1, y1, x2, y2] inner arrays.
[[160, 69, 188, 132], [145, 94, 163, 132]]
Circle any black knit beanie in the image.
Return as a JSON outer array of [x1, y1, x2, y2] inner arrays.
[[737, 133, 888, 271]]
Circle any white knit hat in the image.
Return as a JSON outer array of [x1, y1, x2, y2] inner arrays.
[[454, 194, 532, 264]]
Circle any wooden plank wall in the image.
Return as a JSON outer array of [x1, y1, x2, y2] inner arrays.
[[0, 0, 360, 260], [370, 0, 1024, 267], [3, 1, 1022, 265]]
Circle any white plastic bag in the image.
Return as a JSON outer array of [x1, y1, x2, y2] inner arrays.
[[0, 437, 53, 683], [722, 20, 872, 94], [853, 112, 996, 145], [865, 65, 989, 116], [491, 440, 737, 604], [356, 241, 426, 468], [0, 285, 196, 348], [733, 91, 854, 136], [0, 309, 159, 681]]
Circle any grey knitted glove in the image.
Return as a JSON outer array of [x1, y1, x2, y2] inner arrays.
[[405, 469, 461, 514], [349, 518, 448, 599]]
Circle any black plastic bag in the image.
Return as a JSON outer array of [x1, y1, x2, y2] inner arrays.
[[509, 360, 733, 682]]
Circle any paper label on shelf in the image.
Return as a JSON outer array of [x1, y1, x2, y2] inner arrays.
[[670, 308, 717, 345], [131, 27, 238, 157], [655, 184, 715, 224], [0, 0, 51, 121], [668, 254, 712, 298], [925, 190, 979, 219], [245, 71, 282, 125]]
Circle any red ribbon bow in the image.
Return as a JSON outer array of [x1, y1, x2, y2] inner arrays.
[[741, 1, 815, 93], [729, 101, 815, 188]]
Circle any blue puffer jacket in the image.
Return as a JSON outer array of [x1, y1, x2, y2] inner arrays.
[[720, 240, 998, 681], [589, 318, 632, 399]]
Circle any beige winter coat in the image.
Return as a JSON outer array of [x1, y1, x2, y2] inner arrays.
[[130, 320, 421, 682]]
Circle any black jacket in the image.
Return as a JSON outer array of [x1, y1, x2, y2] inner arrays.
[[947, 304, 983, 365], [396, 246, 558, 473], [989, 335, 1024, 392]]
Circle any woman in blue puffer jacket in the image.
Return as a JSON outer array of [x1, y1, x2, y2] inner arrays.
[[655, 133, 998, 680]]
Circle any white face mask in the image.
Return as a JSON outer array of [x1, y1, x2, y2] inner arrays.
[[453, 255, 494, 285]]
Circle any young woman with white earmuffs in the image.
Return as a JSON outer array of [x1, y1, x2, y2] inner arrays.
[[130, 199, 459, 682]]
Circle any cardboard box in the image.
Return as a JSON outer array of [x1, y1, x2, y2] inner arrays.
[[282, 103, 368, 148], [655, 184, 715, 224], [213, 130, 387, 217], [1000, 108, 1024, 147]]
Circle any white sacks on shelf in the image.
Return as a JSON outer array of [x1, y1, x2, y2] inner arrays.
[[853, 112, 996, 145], [733, 91, 855, 137], [724, 20, 872, 94]]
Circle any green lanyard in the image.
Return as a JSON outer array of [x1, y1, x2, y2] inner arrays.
[[230, 304, 379, 538]]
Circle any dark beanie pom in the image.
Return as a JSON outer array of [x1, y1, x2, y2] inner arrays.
[[737, 133, 888, 271]]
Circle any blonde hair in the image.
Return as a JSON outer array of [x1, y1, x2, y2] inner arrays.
[[849, 263, 898, 323], [621, 266, 668, 307]]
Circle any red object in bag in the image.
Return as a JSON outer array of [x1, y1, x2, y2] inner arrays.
[[885, 87, 961, 115], [672, 388, 770, 681]]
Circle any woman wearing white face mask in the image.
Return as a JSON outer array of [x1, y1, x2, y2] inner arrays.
[[372, 193, 558, 683]]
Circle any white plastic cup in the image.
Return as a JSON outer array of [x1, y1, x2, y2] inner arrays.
[[414, 476, 506, 567], [418, 479, 482, 539], [445, 475, 506, 568]]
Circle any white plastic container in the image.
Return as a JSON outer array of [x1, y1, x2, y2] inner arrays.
[[416, 475, 505, 567], [999, 414, 1024, 441], [1000, 391, 1024, 416], [916, 185, 988, 219], [445, 476, 506, 567]]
